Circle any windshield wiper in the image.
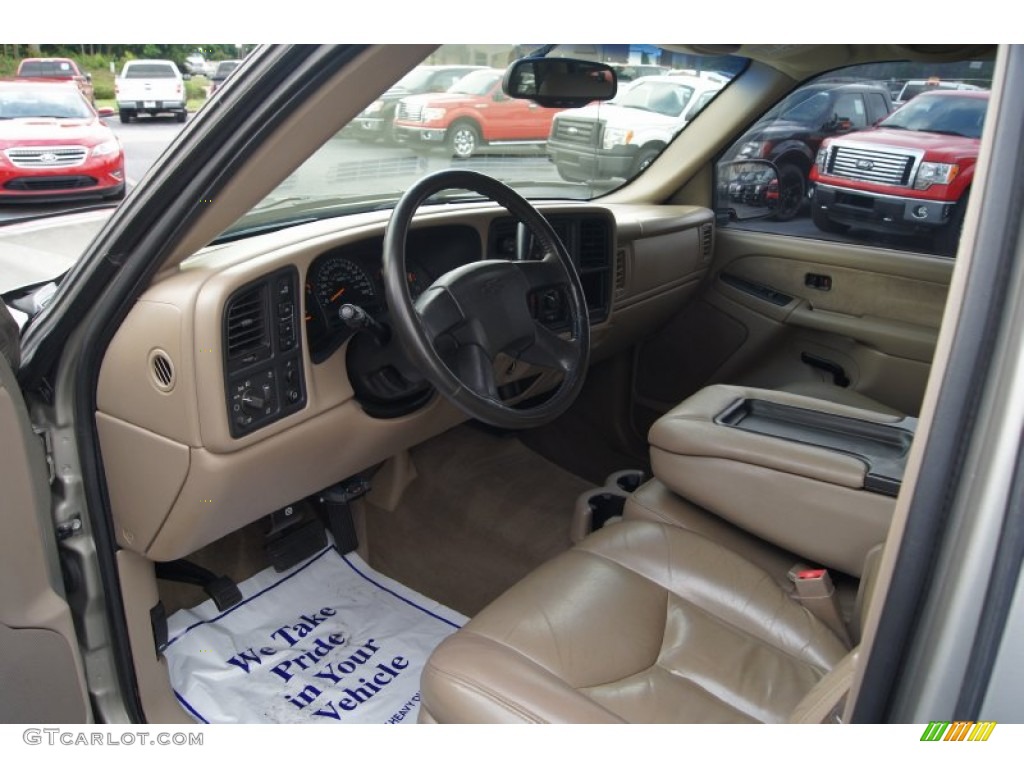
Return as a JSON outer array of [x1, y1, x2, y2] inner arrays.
[[250, 195, 315, 213], [926, 129, 970, 137]]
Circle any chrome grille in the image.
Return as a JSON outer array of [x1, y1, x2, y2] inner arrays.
[[552, 117, 600, 147], [4, 146, 88, 169], [396, 102, 422, 122], [825, 144, 919, 187]]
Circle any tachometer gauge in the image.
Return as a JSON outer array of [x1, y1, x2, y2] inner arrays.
[[406, 264, 432, 300]]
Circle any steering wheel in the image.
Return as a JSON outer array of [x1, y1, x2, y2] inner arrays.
[[382, 169, 590, 429]]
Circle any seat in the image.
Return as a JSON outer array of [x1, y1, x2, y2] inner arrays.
[[419, 520, 849, 723]]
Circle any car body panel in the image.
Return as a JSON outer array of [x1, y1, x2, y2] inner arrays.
[[0, 81, 125, 202], [115, 60, 186, 119]]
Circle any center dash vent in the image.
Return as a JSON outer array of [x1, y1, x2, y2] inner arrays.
[[225, 285, 268, 360], [700, 223, 713, 262], [614, 248, 628, 297], [578, 217, 611, 269]]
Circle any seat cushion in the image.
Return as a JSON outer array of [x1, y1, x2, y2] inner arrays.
[[419, 521, 848, 723]]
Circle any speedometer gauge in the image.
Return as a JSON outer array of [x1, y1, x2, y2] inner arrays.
[[313, 258, 377, 315]]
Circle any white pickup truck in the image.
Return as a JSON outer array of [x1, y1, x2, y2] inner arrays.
[[546, 74, 724, 181], [115, 60, 187, 123]]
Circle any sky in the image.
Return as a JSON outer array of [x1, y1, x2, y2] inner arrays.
[[3, 2, 1008, 44]]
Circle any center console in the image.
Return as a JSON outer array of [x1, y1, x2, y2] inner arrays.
[[643, 384, 915, 576]]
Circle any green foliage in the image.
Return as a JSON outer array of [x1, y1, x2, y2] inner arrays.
[[93, 83, 115, 100], [185, 81, 205, 101]]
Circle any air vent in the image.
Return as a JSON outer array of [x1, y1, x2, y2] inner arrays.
[[615, 248, 627, 297], [578, 217, 611, 269], [149, 350, 175, 392], [225, 285, 268, 360], [700, 223, 713, 262]]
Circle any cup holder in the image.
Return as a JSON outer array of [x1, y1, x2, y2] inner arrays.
[[571, 487, 627, 543], [571, 470, 647, 543], [604, 469, 646, 494]]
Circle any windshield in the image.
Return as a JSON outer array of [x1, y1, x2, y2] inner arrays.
[[222, 45, 743, 240], [396, 68, 440, 91], [0, 87, 92, 119], [616, 81, 694, 116], [881, 92, 988, 138], [214, 61, 239, 78], [124, 63, 177, 78], [447, 69, 500, 96], [18, 60, 77, 78]]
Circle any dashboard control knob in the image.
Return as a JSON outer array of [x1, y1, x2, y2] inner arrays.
[[240, 389, 266, 412]]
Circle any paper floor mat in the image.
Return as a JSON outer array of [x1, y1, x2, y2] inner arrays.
[[164, 546, 466, 724]]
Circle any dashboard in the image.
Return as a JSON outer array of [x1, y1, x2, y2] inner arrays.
[[304, 225, 480, 363], [95, 202, 714, 562]]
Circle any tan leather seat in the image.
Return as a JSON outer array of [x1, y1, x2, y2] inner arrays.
[[419, 520, 848, 723]]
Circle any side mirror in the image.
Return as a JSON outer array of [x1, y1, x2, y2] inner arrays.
[[716, 160, 781, 221], [85, 73, 92, 83], [502, 57, 617, 109], [96, 107, 115, 118]]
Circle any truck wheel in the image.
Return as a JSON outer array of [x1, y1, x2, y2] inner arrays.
[[176, 111, 187, 123], [811, 203, 849, 234], [773, 162, 807, 222], [630, 147, 660, 177], [447, 121, 480, 159], [119, 110, 132, 124], [934, 195, 968, 257]]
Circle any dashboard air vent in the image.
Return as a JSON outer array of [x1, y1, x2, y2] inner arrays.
[[700, 223, 713, 262], [615, 248, 627, 297], [149, 350, 175, 391], [225, 285, 268, 360], [578, 217, 611, 269]]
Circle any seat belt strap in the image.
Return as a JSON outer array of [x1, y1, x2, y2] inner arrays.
[[788, 567, 852, 647]]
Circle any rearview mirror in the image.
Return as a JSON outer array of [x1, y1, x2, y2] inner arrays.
[[502, 57, 617, 108]]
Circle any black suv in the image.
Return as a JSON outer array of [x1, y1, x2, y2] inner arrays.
[[349, 65, 484, 143], [727, 81, 894, 220]]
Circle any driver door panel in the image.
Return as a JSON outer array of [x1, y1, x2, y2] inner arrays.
[[0, 350, 90, 723]]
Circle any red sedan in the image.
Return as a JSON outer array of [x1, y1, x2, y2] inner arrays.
[[0, 80, 125, 203]]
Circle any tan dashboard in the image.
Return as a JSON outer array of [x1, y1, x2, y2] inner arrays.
[[95, 202, 713, 562]]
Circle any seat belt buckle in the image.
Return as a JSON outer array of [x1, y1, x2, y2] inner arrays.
[[788, 566, 852, 647], [790, 567, 833, 597]]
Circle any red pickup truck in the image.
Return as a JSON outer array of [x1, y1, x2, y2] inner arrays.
[[809, 89, 987, 255], [392, 68, 563, 159], [15, 58, 95, 104]]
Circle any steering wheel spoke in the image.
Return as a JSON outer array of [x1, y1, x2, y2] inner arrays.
[[452, 344, 499, 400], [516, 322, 577, 373], [414, 286, 465, 344], [514, 258, 569, 294]]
